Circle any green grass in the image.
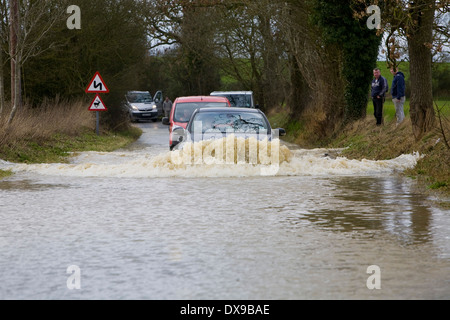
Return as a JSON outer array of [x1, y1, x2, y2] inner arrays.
[[0, 169, 13, 179], [376, 61, 450, 99], [376, 61, 409, 87], [366, 99, 449, 123], [367, 99, 410, 122], [268, 111, 304, 143], [0, 126, 142, 165], [429, 181, 449, 190]]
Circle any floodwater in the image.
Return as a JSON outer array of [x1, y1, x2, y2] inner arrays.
[[0, 122, 449, 300]]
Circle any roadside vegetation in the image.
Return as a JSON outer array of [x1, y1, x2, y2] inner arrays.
[[0, 168, 12, 179], [0, 99, 142, 178], [0, 0, 449, 200], [269, 100, 450, 198]]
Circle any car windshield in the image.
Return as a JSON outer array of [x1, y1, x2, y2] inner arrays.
[[190, 112, 268, 133], [174, 102, 229, 123], [127, 92, 153, 103], [214, 94, 251, 108]]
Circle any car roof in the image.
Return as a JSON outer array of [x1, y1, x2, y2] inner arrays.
[[175, 96, 229, 103], [195, 107, 261, 113], [127, 91, 150, 94], [211, 91, 253, 95]]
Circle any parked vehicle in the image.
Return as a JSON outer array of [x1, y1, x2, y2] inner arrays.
[[153, 90, 164, 116], [124, 90, 163, 122], [171, 107, 286, 150], [210, 91, 257, 108], [162, 96, 231, 150]]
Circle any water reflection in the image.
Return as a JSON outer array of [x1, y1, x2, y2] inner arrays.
[[284, 176, 434, 245], [0, 121, 449, 299], [0, 179, 67, 191], [378, 177, 432, 245]]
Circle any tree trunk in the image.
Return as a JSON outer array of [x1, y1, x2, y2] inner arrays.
[[258, 13, 281, 111], [288, 53, 310, 117], [0, 41, 4, 117], [407, 1, 436, 140], [7, 0, 20, 125], [0, 0, 5, 117]]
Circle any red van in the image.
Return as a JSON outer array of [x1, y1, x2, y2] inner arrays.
[[162, 96, 231, 150]]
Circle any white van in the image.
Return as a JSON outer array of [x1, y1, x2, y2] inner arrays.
[[210, 91, 257, 108], [124, 90, 163, 122]]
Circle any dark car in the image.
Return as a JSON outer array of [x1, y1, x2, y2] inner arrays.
[[171, 107, 286, 150]]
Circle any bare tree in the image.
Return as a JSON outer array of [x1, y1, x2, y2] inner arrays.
[[8, 0, 19, 124], [144, 0, 290, 108], [0, 0, 7, 116], [214, 0, 288, 110], [144, 1, 227, 95], [6, 0, 69, 124], [354, 0, 450, 139], [0, 42, 4, 116], [278, 0, 347, 138], [407, 0, 437, 139]]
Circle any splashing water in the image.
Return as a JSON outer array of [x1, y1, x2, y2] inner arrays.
[[154, 136, 291, 168], [0, 137, 422, 178]]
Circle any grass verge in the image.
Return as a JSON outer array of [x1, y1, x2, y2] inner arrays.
[[0, 127, 142, 165], [0, 169, 13, 179], [0, 99, 142, 179], [269, 103, 450, 199]]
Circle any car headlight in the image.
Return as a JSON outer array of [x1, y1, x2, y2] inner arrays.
[[131, 105, 139, 111], [152, 104, 157, 110]]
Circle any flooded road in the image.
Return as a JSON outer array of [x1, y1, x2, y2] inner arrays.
[[0, 121, 449, 300]]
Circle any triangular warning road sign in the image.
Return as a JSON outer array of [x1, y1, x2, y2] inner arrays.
[[86, 72, 109, 93], [89, 95, 108, 111]]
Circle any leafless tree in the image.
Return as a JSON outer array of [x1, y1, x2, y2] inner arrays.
[[354, 0, 450, 140], [212, 0, 289, 110], [6, 0, 69, 124], [0, 0, 6, 116], [278, 0, 346, 138]]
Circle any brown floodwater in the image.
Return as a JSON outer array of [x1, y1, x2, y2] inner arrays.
[[0, 122, 448, 299]]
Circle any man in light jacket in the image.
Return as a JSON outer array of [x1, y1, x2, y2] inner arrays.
[[163, 97, 173, 118], [390, 68, 406, 124]]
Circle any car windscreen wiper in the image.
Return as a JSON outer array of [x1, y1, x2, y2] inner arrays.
[[239, 116, 264, 128]]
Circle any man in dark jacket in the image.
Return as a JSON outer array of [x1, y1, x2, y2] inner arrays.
[[390, 68, 406, 124], [371, 68, 388, 126]]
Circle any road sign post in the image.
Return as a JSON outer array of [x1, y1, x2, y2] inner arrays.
[[96, 111, 100, 136], [88, 94, 107, 136], [86, 72, 109, 136]]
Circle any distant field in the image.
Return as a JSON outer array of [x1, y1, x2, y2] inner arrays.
[[375, 60, 450, 81], [375, 61, 409, 87], [366, 99, 449, 122], [376, 61, 450, 99]]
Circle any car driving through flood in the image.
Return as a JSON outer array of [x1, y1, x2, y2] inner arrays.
[[170, 107, 286, 150]]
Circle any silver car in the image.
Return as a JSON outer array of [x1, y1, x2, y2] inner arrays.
[[124, 91, 162, 122], [171, 107, 285, 150]]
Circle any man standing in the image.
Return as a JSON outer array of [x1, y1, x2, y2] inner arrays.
[[163, 96, 173, 118], [371, 68, 388, 126], [390, 68, 406, 124]]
